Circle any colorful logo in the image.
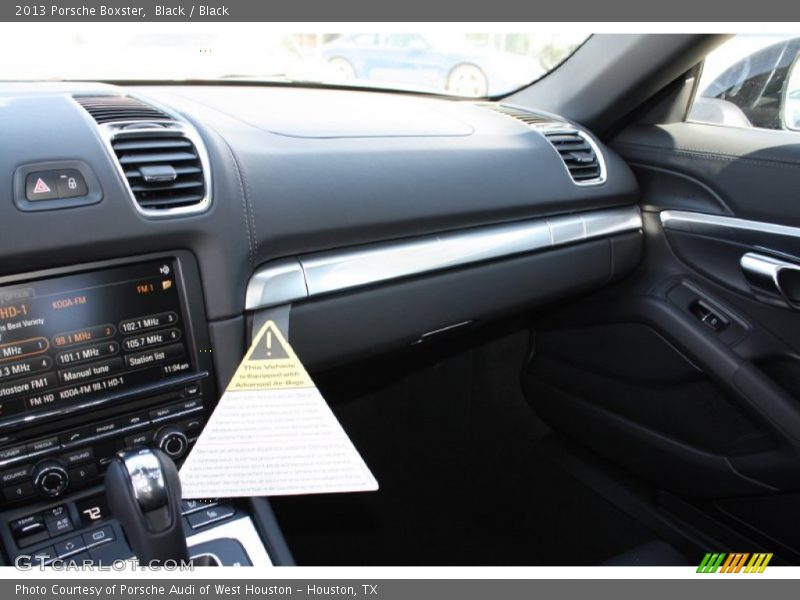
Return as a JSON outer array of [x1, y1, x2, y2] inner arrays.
[[697, 553, 773, 573]]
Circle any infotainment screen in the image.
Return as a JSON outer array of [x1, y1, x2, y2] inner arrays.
[[0, 260, 193, 423]]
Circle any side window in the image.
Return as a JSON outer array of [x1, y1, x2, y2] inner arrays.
[[688, 35, 800, 131]]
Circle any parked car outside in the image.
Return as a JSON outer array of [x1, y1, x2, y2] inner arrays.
[[320, 33, 545, 97]]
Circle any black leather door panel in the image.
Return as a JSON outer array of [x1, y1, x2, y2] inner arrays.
[[614, 122, 800, 226], [522, 120, 800, 501]]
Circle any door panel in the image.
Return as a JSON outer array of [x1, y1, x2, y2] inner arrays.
[[521, 120, 800, 508], [614, 122, 800, 226]]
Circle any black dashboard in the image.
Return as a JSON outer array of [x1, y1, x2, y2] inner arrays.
[[0, 81, 642, 565]]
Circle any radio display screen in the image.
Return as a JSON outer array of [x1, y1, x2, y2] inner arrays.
[[0, 260, 192, 422]]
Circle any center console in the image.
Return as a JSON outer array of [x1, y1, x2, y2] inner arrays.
[[0, 252, 281, 567]]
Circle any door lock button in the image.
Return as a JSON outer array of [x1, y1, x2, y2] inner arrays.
[[54, 170, 88, 199]]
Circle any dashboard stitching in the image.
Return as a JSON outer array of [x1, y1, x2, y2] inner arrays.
[[220, 139, 256, 267], [239, 153, 258, 264], [613, 140, 800, 170]]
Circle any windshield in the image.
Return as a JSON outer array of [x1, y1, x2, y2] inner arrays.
[[0, 25, 589, 97]]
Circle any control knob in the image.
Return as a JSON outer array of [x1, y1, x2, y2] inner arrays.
[[154, 426, 189, 460], [32, 460, 69, 498]]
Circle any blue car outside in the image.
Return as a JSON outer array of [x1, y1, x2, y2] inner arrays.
[[320, 34, 542, 97]]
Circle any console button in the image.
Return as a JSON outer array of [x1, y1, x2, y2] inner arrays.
[[68, 463, 98, 487], [178, 398, 203, 412], [46, 515, 74, 537], [0, 445, 27, 463], [82, 525, 114, 548], [92, 421, 118, 437], [27, 437, 60, 455], [0, 464, 31, 487], [149, 405, 174, 421], [54, 535, 85, 558], [120, 413, 149, 428], [124, 430, 153, 447], [25, 172, 59, 201], [10, 514, 46, 540], [179, 416, 205, 432], [54, 170, 88, 199], [44, 505, 68, 521], [186, 504, 236, 530], [60, 430, 91, 447], [2, 481, 35, 502], [60, 448, 94, 466], [181, 499, 218, 515]]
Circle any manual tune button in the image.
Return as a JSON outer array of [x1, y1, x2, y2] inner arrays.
[[32, 460, 69, 498], [154, 426, 188, 460]]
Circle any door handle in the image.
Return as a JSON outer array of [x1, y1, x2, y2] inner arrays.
[[740, 252, 800, 308]]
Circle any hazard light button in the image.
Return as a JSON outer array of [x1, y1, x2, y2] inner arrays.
[[25, 172, 59, 201]]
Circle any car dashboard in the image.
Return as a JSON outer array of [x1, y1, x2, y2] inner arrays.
[[0, 81, 642, 566]]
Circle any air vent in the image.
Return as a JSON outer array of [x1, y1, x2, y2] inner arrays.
[[480, 103, 559, 126], [543, 130, 604, 184], [111, 131, 207, 211], [74, 95, 171, 124], [480, 103, 605, 185]]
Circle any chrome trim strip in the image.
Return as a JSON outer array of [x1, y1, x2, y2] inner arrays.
[[245, 206, 642, 311], [187, 516, 272, 567], [244, 258, 308, 313], [660, 210, 800, 239]]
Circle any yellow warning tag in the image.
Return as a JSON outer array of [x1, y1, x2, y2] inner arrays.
[[228, 321, 314, 391], [179, 320, 378, 498]]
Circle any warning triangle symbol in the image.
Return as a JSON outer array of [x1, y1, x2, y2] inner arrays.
[[33, 178, 51, 194], [248, 322, 291, 360]]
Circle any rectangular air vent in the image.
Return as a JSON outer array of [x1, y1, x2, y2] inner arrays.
[[543, 130, 604, 184], [480, 103, 559, 126], [74, 95, 172, 124], [111, 132, 206, 210]]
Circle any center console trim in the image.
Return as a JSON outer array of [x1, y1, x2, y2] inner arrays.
[[187, 516, 272, 567]]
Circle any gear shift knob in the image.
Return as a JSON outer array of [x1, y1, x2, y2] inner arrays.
[[105, 447, 189, 564]]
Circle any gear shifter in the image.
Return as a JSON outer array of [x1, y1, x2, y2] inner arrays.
[[105, 447, 189, 565]]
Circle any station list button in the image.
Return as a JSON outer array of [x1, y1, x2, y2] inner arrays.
[[0, 338, 49, 362], [58, 357, 124, 385], [52, 324, 115, 349], [122, 328, 181, 352], [0, 372, 56, 402], [56, 341, 119, 367], [0, 356, 53, 382], [119, 312, 179, 335], [124, 343, 184, 369]]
